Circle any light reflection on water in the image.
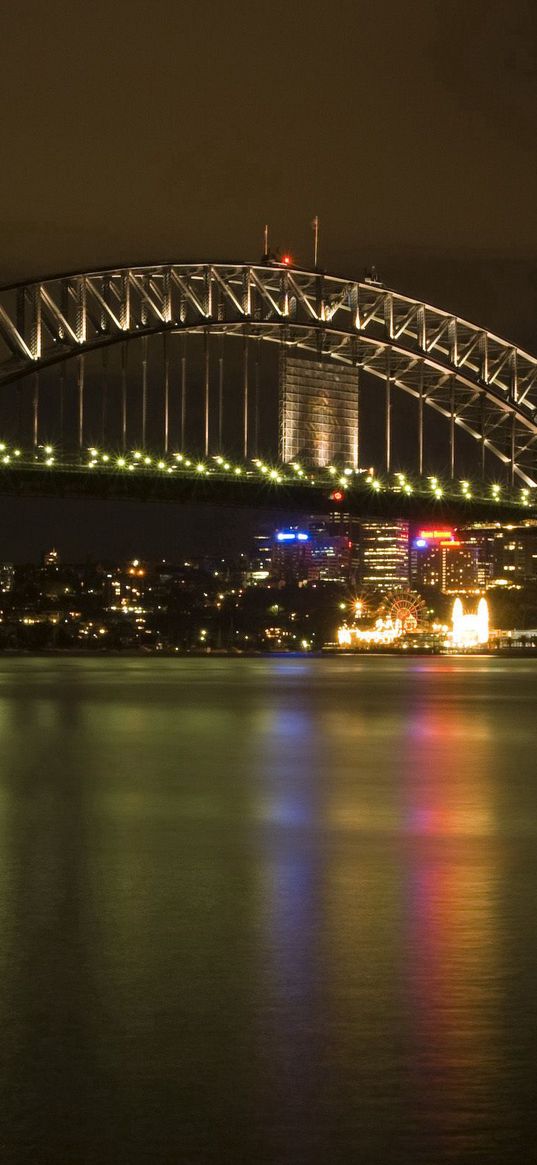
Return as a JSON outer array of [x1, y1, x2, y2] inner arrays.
[[0, 656, 535, 1162]]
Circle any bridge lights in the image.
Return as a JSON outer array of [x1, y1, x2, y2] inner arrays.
[[434, 486, 443, 498], [404, 483, 413, 494], [116, 457, 126, 467], [372, 479, 381, 491]]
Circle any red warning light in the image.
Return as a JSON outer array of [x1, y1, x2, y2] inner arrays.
[[330, 489, 345, 502], [281, 253, 292, 266]]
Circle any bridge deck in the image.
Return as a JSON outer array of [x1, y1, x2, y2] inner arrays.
[[0, 449, 533, 522]]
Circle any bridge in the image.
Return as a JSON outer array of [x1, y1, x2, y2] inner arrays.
[[0, 260, 536, 518]]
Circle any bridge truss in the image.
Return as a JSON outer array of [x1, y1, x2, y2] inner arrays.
[[0, 262, 536, 485]]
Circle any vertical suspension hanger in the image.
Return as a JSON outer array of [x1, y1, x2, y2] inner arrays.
[[101, 348, 108, 448], [204, 328, 210, 458], [163, 332, 170, 454], [243, 328, 249, 460], [77, 355, 85, 452], [141, 335, 148, 449], [121, 341, 128, 452], [180, 332, 187, 451], [218, 333, 224, 452]]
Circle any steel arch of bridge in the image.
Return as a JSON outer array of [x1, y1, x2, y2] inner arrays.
[[1, 262, 537, 484]]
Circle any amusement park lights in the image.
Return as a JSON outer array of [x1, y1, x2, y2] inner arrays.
[[337, 592, 490, 651], [451, 597, 489, 648]]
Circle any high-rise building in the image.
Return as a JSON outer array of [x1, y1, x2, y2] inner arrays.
[[271, 528, 313, 584], [358, 520, 409, 592], [410, 527, 480, 594], [0, 563, 14, 593], [308, 511, 360, 581], [268, 512, 359, 585], [279, 353, 359, 467], [459, 521, 537, 586], [308, 530, 352, 582], [413, 542, 480, 594], [251, 527, 273, 573]]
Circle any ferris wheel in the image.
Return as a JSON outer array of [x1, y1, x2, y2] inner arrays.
[[379, 590, 427, 633]]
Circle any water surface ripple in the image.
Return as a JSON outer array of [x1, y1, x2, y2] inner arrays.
[[0, 656, 535, 1163]]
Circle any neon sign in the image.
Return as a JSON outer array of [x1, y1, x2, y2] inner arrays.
[[276, 531, 310, 542], [418, 528, 454, 542]]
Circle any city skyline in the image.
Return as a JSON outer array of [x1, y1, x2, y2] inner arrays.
[[3, 513, 537, 657]]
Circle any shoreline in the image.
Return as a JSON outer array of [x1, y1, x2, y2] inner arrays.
[[0, 647, 536, 659]]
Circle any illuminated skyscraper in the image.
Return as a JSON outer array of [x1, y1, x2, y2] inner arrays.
[[270, 521, 355, 584], [410, 528, 480, 594], [0, 563, 14, 593], [458, 521, 537, 586], [279, 353, 359, 467], [271, 528, 313, 584], [43, 548, 59, 567], [358, 520, 409, 592]]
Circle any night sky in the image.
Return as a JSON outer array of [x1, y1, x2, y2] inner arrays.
[[1, 0, 537, 561]]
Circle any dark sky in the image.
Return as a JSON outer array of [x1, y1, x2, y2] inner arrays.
[[1, 0, 537, 560]]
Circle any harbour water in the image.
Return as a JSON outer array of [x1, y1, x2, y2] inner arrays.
[[0, 655, 536, 1163]]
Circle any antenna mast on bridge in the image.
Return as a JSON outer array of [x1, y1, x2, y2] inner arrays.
[[312, 215, 319, 268]]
